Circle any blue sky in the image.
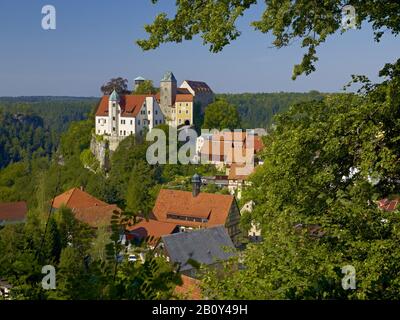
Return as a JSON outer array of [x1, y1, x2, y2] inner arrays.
[[0, 0, 398, 96]]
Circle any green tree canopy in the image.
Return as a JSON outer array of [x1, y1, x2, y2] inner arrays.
[[137, 0, 400, 79], [101, 77, 129, 95], [133, 80, 159, 94], [203, 99, 241, 130], [203, 60, 400, 299]]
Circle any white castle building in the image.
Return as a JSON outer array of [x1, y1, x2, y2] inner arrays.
[[95, 90, 165, 138], [94, 72, 214, 151]]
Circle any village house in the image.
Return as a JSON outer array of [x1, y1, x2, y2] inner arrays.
[[195, 131, 265, 198], [125, 218, 178, 247], [52, 187, 120, 228], [152, 174, 242, 246], [198, 131, 264, 169], [0, 201, 28, 226], [161, 225, 236, 278]]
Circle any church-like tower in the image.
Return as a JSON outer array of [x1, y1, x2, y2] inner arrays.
[[160, 71, 177, 118], [108, 89, 120, 137]]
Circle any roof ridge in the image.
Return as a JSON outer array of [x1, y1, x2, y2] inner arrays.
[[64, 187, 78, 208]]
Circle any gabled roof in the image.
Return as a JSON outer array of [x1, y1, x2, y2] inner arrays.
[[153, 189, 235, 228], [162, 226, 236, 272], [95, 95, 150, 118], [0, 201, 27, 223], [126, 218, 177, 243], [52, 188, 120, 228], [53, 188, 108, 210], [174, 275, 202, 300], [74, 205, 120, 228], [183, 80, 213, 94]]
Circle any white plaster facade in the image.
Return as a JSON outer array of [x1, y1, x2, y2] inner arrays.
[[95, 92, 165, 139]]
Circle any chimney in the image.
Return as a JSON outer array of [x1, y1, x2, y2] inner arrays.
[[192, 174, 201, 197]]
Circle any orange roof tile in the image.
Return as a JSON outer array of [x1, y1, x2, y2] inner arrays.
[[0, 201, 27, 222], [53, 188, 108, 210], [52, 188, 121, 228], [174, 275, 202, 300], [95, 95, 149, 118], [175, 94, 194, 102], [74, 205, 120, 228], [153, 189, 234, 228], [252, 136, 265, 154], [126, 218, 177, 243]]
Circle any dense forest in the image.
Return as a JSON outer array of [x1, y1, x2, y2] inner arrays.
[[217, 91, 325, 128], [0, 97, 97, 133], [0, 98, 97, 169]]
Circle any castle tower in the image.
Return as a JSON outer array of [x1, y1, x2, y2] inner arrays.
[[160, 71, 177, 116], [109, 90, 119, 137], [134, 76, 145, 91]]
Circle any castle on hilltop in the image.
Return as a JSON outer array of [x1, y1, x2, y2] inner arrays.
[[95, 72, 214, 142]]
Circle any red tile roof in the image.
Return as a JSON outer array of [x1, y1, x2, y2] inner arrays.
[[74, 205, 120, 228], [174, 275, 202, 300], [153, 189, 234, 228], [95, 95, 149, 118], [253, 136, 265, 154], [53, 188, 108, 210], [155, 91, 193, 104], [378, 198, 399, 212], [0, 201, 27, 222], [126, 218, 177, 243], [53, 188, 120, 228], [175, 94, 194, 102]]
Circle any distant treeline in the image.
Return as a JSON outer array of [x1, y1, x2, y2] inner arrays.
[[0, 98, 98, 169], [0, 97, 98, 133], [0, 91, 325, 169], [217, 91, 326, 128]]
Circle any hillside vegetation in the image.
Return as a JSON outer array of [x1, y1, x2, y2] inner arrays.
[[218, 91, 325, 128]]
